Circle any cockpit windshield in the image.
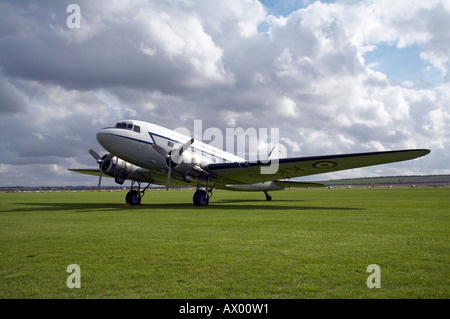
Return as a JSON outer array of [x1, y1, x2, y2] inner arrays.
[[115, 122, 140, 133], [115, 122, 127, 129]]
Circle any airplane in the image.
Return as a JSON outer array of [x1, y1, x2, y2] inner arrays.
[[69, 119, 430, 206]]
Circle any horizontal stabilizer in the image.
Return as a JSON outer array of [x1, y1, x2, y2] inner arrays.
[[274, 180, 325, 188]]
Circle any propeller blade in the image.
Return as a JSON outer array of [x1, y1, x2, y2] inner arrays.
[[98, 171, 103, 190], [152, 143, 170, 159], [152, 138, 194, 191], [178, 138, 194, 156], [89, 149, 104, 189], [89, 149, 102, 163], [166, 165, 172, 191]]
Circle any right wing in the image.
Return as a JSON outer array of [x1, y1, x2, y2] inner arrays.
[[206, 149, 431, 185]]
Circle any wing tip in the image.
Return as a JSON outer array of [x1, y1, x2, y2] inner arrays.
[[413, 149, 431, 157]]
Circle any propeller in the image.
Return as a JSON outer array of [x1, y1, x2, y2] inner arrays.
[[152, 138, 194, 190], [89, 149, 105, 189]]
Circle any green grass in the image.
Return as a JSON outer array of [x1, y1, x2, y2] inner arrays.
[[0, 188, 448, 299]]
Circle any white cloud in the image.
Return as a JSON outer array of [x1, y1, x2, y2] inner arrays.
[[136, 6, 235, 85], [140, 42, 157, 57], [278, 96, 298, 118], [280, 137, 301, 154]]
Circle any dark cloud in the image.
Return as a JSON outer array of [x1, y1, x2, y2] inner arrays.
[[0, 77, 27, 113]]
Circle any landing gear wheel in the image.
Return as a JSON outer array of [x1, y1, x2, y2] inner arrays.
[[126, 190, 141, 205], [264, 191, 272, 201], [193, 190, 209, 206]]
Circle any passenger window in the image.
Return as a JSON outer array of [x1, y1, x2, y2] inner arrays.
[[133, 125, 140, 133]]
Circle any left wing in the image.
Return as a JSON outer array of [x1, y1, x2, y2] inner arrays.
[[68, 169, 104, 177], [69, 168, 185, 186], [69, 168, 199, 187], [206, 149, 430, 185]]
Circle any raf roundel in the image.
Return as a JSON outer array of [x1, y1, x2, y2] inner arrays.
[[313, 161, 337, 169]]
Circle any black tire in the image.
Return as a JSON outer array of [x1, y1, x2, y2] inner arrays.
[[193, 190, 209, 206], [126, 190, 141, 205]]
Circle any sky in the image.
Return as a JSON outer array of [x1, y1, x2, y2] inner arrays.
[[0, 0, 449, 186]]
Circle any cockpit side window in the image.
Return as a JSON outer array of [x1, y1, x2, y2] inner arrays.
[[127, 124, 133, 130], [133, 125, 140, 133]]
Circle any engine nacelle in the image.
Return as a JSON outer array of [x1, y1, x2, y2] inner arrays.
[[100, 154, 133, 184]]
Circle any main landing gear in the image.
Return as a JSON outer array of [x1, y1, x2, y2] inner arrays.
[[125, 179, 150, 205], [193, 189, 209, 206], [193, 176, 215, 206]]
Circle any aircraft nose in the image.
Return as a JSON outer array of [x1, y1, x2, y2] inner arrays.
[[96, 129, 112, 149], [96, 127, 123, 154], [96, 130, 106, 145]]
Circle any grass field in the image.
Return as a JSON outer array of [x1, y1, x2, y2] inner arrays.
[[0, 188, 448, 299]]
